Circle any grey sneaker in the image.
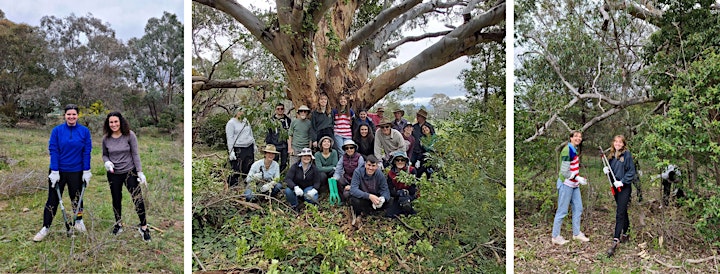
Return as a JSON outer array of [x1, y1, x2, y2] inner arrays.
[[552, 236, 569, 245], [74, 219, 87, 232], [138, 226, 151, 242], [33, 227, 50, 242], [573, 233, 590, 242]]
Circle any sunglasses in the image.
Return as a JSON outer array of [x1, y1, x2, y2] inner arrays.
[[298, 110, 309, 113], [380, 125, 390, 129], [343, 146, 355, 151], [276, 107, 284, 110], [395, 158, 407, 162]]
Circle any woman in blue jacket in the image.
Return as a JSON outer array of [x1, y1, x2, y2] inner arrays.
[[34, 104, 93, 242]]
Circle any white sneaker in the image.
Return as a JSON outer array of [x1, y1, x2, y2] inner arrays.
[[74, 219, 87, 232], [33, 227, 50, 242], [573, 233, 590, 242], [552, 236, 569, 245]]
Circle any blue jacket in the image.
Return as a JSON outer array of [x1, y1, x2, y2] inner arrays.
[[49, 123, 92, 172], [350, 166, 390, 201]]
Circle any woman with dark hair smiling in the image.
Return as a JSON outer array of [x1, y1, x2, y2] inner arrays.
[[101, 111, 151, 242], [34, 104, 92, 242]]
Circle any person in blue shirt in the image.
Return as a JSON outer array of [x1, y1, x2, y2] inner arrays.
[[34, 104, 93, 242]]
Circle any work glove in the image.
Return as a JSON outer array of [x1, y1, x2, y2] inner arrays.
[[415, 161, 420, 168], [104, 161, 115, 173], [293, 186, 303, 197], [48, 171, 60, 188], [576, 176, 587, 185], [373, 196, 386, 209], [138, 172, 147, 186], [304, 188, 318, 201], [613, 181, 623, 188], [260, 182, 275, 193], [254, 144, 258, 154], [249, 172, 262, 181], [82, 170, 92, 184], [229, 150, 237, 161], [603, 166, 610, 175]]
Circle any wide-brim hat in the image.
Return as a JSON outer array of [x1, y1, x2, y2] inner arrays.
[[378, 116, 394, 127], [297, 105, 311, 112], [416, 108, 428, 119], [319, 136, 334, 147], [376, 106, 385, 112], [297, 147, 315, 159], [391, 151, 409, 163], [262, 144, 280, 154], [393, 108, 405, 115], [341, 139, 358, 149]]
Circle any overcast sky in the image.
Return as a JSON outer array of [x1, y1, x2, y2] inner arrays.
[[0, 0, 184, 42]]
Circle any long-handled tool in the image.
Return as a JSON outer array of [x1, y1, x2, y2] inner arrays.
[[72, 182, 87, 230], [55, 186, 73, 237], [599, 146, 622, 195]]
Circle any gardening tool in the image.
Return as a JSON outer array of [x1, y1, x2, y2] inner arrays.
[[599, 146, 622, 195], [54, 186, 72, 237], [72, 181, 87, 228], [327, 178, 341, 205]]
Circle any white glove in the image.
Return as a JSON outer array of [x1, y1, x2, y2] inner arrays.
[[250, 172, 262, 180], [304, 188, 318, 201], [603, 166, 610, 175], [254, 144, 258, 154], [104, 161, 115, 173], [260, 182, 275, 193], [373, 196, 386, 209], [294, 186, 303, 197], [48, 171, 60, 188], [415, 161, 420, 168], [82, 170, 92, 184], [229, 150, 237, 161], [613, 181, 623, 188], [576, 176, 587, 185], [138, 172, 147, 186]]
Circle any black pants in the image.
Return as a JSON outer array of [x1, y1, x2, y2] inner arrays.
[[613, 184, 632, 239], [349, 196, 393, 216], [273, 144, 289, 172], [336, 177, 352, 202], [108, 171, 147, 226], [43, 171, 84, 228], [229, 145, 254, 187]]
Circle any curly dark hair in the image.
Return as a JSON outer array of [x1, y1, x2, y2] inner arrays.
[[103, 111, 131, 137]]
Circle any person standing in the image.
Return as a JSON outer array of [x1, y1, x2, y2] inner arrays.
[[416, 124, 437, 179], [265, 103, 291, 172], [351, 109, 375, 138], [288, 105, 312, 165], [367, 106, 385, 127], [310, 93, 334, 149], [411, 109, 434, 165], [391, 109, 408, 133], [332, 94, 354, 154], [402, 124, 415, 162], [551, 130, 590, 245], [101, 112, 151, 242], [604, 135, 636, 257], [34, 104, 92, 242], [226, 107, 257, 187]]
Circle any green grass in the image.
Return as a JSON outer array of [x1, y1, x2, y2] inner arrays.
[[0, 127, 183, 273]]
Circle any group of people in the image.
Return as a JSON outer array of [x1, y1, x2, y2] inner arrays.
[[225, 94, 437, 217], [551, 131, 637, 257], [33, 104, 151, 242]]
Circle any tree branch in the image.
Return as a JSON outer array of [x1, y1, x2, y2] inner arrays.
[[342, 0, 422, 55], [192, 77, 270, 94], [604, 0, 663, 24], [385, 30, 452, 52], [193, 0, 279, 55]]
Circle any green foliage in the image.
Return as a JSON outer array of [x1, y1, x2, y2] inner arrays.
[[196, 112, 232, 150]]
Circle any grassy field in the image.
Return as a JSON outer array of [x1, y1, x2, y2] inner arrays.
[[0, 126, 184, 273]]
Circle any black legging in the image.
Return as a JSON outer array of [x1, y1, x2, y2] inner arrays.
[[108, 171, 147, 226], [613, 184, 632, 239], [230, 145, 254, 187], [43, 171, 84, 228]]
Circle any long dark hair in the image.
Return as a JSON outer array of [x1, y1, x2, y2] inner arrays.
[[103, 111, 131, 137]]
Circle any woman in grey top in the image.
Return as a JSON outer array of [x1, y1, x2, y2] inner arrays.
[[102, 111, 150, 242]]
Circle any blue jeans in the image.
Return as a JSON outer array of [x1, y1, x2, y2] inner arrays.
[[244, 183, 282, 202], [552, 179, 583, 238], [334, 134, 352, 155], [284, 186, 319, 207]]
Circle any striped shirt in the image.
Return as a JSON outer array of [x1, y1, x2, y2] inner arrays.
[[559, 144, 580, 188], [333, 109, 354, 138]]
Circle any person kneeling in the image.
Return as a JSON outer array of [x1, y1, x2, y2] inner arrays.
[[284, 148, 321, 212], [244, 144, 283, 201], [349, 155, 392, 224]]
